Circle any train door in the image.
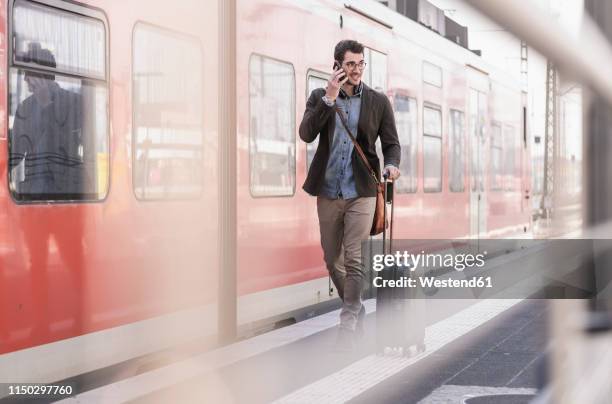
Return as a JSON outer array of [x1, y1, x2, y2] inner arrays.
[[364, 47, 387, 297], [306, 72, 329, 172], [365, 47, 388, 172], [306, 71, 334, 296], [469, 88, 488, 238]]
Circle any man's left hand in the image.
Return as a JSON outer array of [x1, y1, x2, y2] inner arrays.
[[384, 165, 400, 181]]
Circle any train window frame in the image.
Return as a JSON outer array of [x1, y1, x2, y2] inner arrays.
[[6, 0, 111, 204], [305, 69, 329, 174], [448, 109, 465, 192], [423, 103, 443, 193], [365, 47, 388, 92], [490, 121, 503, 191], [423, 61, 443, 88], [367, 47, 389, 175], [248, 53, 296, 198], [393, 94, 418, 194], [10, 0, 108, 81], [131, 21, 205, 202]]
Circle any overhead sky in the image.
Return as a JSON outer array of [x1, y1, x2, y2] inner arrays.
[[428, 0, 585, 152], [428, 0, 584, 78], [429, 0, 584, 33]]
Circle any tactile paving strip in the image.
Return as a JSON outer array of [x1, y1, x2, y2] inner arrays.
[[273, 299, 522, 404]]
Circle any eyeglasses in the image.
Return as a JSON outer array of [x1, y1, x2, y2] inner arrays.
[[343, 61, 367, 71]]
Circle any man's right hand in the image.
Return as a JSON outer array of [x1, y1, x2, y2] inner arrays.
[[325, 66, 349, 102]]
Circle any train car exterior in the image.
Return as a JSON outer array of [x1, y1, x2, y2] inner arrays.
[[236, 0, 530, 328], [0, 0, 220, 385], [0, 0, 530, 388]]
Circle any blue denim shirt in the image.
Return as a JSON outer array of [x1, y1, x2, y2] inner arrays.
[[320, 83, 363, 200]]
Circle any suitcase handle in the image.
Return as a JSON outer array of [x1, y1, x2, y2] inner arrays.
[[382, 176, 394, 255]]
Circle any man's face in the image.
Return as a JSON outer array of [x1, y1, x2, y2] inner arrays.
[[341, 51, 366, 86]]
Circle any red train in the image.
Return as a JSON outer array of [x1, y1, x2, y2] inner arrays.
[[0, 0, 530, 385]]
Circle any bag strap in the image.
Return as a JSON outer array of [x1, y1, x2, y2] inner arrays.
[[333, 105, 380, 186]]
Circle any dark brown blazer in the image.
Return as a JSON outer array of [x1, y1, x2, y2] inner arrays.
[[299, 83, 401, 197]]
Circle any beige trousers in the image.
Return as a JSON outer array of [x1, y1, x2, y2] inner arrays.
[[317, 196, 376, 330]]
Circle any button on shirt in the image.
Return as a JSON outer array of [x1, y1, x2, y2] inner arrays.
[[320, 83, 363, 199]]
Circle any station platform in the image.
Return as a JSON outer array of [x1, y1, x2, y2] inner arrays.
[[55, 297, 547, 404]]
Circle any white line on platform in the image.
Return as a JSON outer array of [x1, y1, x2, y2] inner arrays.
[[272, 299, 523, 404], [417, 385, 537, 403], [56, 300, 376, 403]]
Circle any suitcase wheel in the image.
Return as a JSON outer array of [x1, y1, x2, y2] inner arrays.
[[379, 346, 405, 356], [401, 343, 426, 357]]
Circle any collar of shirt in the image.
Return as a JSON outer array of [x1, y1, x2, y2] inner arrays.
[[338, 81, 363, 99]]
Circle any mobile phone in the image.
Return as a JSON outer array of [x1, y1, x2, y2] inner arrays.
[[333, 61, 346, 81]]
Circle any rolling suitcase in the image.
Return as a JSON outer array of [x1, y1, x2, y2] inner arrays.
[[376, 175, 426, 356]]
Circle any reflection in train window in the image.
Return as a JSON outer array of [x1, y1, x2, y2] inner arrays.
[[449, 109, 465, 192], [8, 0, 109, 202], [369, 49, 389, 171], [423, 61, 443, 88], [306, 73, 328, 172], [133, 23, 203, 200], [366, 48, 388, 92], [504, 125, 516, 191], [394, 95, 418, 193], [490, 122, 503, 191], [249, 55, 296, 197], [469, 90, 487, 192], [423, 105, 442, 192], [12, 0, 106, 80]]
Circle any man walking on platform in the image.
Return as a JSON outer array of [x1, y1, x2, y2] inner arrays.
[[299, 40, 401, 348]]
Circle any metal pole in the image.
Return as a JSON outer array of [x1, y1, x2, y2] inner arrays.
[[547, 1, 612, 402], [218, 0, 237, 344], [584, 0, 612, 312], [541, 60, 557, 220], [464, 0, 612, 107]]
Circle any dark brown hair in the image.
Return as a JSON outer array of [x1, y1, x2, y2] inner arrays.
[[334, 40, 364, 63]]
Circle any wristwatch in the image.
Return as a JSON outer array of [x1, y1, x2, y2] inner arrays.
[[322, 95, 335, 107]]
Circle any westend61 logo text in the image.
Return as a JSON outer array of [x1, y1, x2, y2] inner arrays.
[[371, 251, 492, 291], [372, 251, 488, 272]]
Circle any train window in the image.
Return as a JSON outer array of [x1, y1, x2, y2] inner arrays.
[[306, 73, 328, 172], [449, 109, 465, 192], [423, 105, 442, 192], [132, 23, 203, 200], [490, 122, 503, 191], [249, 55, 296, 197], [394, 95, 418, 193], [504, 125, 516, 191], [469, 90, 487, 192], [13, 0, 105, 80], [368, 49, 387, 92], [8, 0, 109, 202], [423, 62, 442, 88], [368, 49, 389, 174]]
